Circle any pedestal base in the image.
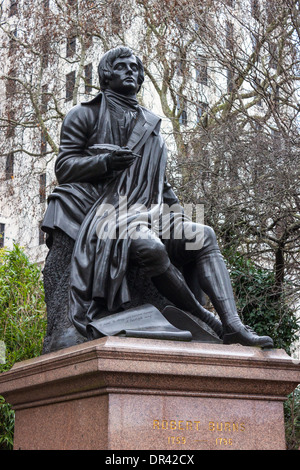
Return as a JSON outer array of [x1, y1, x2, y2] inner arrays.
[[0, 337, 299, 450]]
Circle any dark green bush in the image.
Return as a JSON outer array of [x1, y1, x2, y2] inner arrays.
[[0, 245, 46, 449], [225, 249, 300, 450], [284, 386, 300, 450], [0, 396, 14, 450], [225, 249, 299, 354]]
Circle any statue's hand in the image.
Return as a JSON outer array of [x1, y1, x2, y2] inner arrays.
[[107, 148, 139, 171]]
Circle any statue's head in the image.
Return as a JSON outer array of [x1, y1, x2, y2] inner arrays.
[[98, 46, 144, 95]]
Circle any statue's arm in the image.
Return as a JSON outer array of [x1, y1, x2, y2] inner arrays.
[[55, 105, 111, 184]]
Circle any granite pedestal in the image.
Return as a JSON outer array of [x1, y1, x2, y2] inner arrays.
[[0, 337, 299, 450]]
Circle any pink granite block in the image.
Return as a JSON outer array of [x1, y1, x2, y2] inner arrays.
[[0, 337, 299, 450]]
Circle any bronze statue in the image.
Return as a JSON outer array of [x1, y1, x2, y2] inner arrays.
[[42, 46, 273, 352]]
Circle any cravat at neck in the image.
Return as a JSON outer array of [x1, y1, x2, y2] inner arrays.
[[104, 89, 139, 113]]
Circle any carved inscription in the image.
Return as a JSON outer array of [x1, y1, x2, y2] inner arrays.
[[153, 420, 201, 431], [208, 421, 245, 432], [152, 419, 246, 447]]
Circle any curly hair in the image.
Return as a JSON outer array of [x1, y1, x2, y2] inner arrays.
[[98, 46, 144, 92]]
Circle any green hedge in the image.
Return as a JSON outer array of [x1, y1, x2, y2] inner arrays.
[[0, 245, 46, 449], [225, 249, 299, 354], [225, 250, 300, 450]]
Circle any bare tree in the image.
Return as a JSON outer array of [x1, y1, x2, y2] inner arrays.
[[126, 0, 300, 306], [0, 0, 299, 308]]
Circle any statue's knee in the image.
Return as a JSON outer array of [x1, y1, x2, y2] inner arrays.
[[131, 238, 170, 275], [203, 225, 218, 248], [186, 224, 218, 252], [187, 224, 218, 256], [139, 239, 168, 264]]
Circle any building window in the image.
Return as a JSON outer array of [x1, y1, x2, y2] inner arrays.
[[6, 69, 17, 99], [41, 132, 47, 155], [176, 96, 187, 125], [274, 84, 280, 108], [269, 43, 278, 69], [180, 108, 187, 125], [41, 40, 49, 68], [41, 84, 49, 113], [254, 78, 263, 106], [9, 0, 18, 17], [251, 32, 258, 53], [251, 0, 260, 20], [66, 36, 76, 58], [196, 56, 208, 85], [227, 67, 234, 93], [84, 63, 93, 94], [226, 21, 234, 51], [66, 71, 75, 101], [6, 110, 16, 138], [111, 3, 121, 32], [39, 173, 46, 203], [39, 221, 46, 245], [85, 34, 93, 49], [8, 29, 17, 57], [0, 224, 5, 248], [5, 153, 14, 180], [176, 59, 184, 76], [266, 1, 275, 24]]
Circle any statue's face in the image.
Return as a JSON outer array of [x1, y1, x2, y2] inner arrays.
[[107, 55, 139, 96]]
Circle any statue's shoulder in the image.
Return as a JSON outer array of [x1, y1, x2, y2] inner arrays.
[[81, 92, 102, 106], [139, 105, 159, 120], [139, 105, 162, 135], [63, 94, 102, 125]]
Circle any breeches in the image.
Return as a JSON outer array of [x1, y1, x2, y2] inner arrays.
[[129, 222, 219, 277]]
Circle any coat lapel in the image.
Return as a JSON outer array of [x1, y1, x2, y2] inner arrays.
[[126, 107, 161, 153], [82, 93, 161, 153]]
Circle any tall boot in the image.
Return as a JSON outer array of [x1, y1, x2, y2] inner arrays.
[[152, 264, 223, 337], [196, 250, 273, 348]]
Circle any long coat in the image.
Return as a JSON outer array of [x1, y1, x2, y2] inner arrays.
[[42, 92, 181, 336], [42, 93, 178, 245]]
